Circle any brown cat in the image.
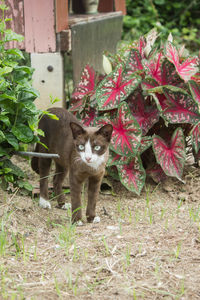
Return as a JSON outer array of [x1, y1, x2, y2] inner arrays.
[[31, 107, 113, 223]]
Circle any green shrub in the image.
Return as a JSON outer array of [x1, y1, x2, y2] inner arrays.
[[0, 4, 40, 191]]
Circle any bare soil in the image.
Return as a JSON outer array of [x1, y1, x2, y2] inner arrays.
[[0, 157, 200, 299]]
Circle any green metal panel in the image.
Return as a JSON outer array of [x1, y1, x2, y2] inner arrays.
[[71, 14, 123, 85]]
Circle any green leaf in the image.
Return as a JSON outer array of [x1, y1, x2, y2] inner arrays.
[[12, 124, 34, 143], [3, 159, 25, 178], [17, 180, 33, 191], [0, 146, 9, 157], [14, 66, 32, 74], [4, 29, 24, 43], [42, 111, 59, 120], [0, 66, 13, 76], [5, 133, 19, 150], [0, 77, 9, 91], [0, 130, 5, 143], [0, 93, 17, 102], [6, 48, 24, 59], [0, 114, 10, 126]]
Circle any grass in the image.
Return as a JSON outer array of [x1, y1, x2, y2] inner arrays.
[[1, 164, 200, 299]]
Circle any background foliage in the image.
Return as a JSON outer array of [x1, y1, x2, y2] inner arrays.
[[123, 0, 200, 53]]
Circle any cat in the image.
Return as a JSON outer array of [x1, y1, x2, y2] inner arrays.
[[31, 107, 113, 223]]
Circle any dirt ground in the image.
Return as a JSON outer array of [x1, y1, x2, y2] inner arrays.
[[0, 157, 200, 300]]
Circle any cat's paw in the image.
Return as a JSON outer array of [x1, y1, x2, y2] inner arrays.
[[39, 197, 51, 209], [76, 220, 84, 226], [61, 203, 71, 210], [93, 216, 101, 224]]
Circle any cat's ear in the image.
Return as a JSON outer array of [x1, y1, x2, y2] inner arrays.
[[70, 122, 86, 139], [96, 124, 113, 142]]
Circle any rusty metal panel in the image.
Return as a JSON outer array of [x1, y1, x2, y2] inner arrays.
[[55, 0, 68, 33], [98, 0, 113, 12], [71, 14, 123, 85], [3, 0, 25, 49], [24, 0, 56, 53], [115, 0, 126, 15]]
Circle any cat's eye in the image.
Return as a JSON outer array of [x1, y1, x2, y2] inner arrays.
[[94, 145, 101, 151], [78, 145, 85, 151]]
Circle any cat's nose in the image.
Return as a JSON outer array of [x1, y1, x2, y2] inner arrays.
[[86, 157, 92, 162]]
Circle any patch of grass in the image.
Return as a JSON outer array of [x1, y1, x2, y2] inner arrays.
[[55, 223, 77, 256], [101, 236, 110, 256]]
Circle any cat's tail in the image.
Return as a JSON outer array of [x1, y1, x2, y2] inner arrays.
[[31, 143, 40, 174]]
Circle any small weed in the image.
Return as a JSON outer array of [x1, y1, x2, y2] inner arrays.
[[54, 276, 61, 297], [145, 187, 154, 224], [56, 223, 77, 256], [174, 242, 182, 260], [101, 236, 110, 256], [0, 211, 13, 256], [123, 245, 131, 268], [189, 206, 200, 223], [72, 243, 80, 262], [65, 270, 79, 296]]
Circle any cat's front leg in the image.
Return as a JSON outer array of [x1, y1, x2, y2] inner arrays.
[[39, 158, 52, 209], [69, 171, 84, 223], [86, 173, 103, 223]]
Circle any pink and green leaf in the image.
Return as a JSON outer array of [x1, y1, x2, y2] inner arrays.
[[96, 64, 140, 111], [190, 122, 200, 154], [138, 136, 152, 154], [127, 89, 160, 135], [82, 107, 97, 127], [152, 127, 186, 179], [125, 49, 144, 75], [117, 156, 146, 195], [161, 60, 185, 88], [107, 150, 127, 166], [97, 102, 142, 156], [189, 80, 200, 105], [162, 87, 200, 124], [70, 65, 96, 111], [145, 52, 163, 84], [165, 42, 199, 82], [141, 78, 168, 110]]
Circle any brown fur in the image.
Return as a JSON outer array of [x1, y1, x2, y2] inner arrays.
[[31, 107, 113, 223]]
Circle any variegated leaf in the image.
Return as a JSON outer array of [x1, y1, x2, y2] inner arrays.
[[162, 87, 200, 124], [127, 89, 160, 135], [117, 156, 146, 195], [145, 52, 163, 84], [189, 80, 200, 105], [97, 102, 142, 156], [125, 49, 144, 75], [96, 64, 140, 110], [165, 42, 199, 82], [107, 150, 127, 166], [138, 136, 152, 154], [70, 65, 96, 111], [191, 122, 200, 154], [152, 127, 186, 179]]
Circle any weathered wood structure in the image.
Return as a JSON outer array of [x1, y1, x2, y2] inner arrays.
[[4, 0, 126, 109]]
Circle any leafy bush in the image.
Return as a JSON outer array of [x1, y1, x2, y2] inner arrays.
[[0, 4, 40, 191], [70, 29, 200, 194], [123, 0, 200, 53]]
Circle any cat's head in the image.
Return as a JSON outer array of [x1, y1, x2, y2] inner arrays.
[[70, 122, 113, 169]]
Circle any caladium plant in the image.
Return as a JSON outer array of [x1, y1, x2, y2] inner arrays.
[[71, 29, 200, 194]]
